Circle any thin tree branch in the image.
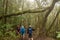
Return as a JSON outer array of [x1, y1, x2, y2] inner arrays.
[[4, 0, 8, 24]]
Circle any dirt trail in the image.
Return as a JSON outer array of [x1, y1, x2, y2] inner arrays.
[[21, 35, 56, 40]]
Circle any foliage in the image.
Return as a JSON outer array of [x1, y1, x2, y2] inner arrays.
[[0, 0, 60, 40]]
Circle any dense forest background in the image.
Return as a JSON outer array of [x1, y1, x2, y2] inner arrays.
[[0, 0, 60, 40]]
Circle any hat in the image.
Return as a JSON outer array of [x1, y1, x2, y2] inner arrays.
[[21, 25, 24, 28], [29, 25, 32, 27]]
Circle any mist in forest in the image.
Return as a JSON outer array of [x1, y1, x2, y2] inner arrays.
[[0, 0, 60, 40]]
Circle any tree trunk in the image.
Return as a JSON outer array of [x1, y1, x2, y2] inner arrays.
[[40, 0, 59, 37]]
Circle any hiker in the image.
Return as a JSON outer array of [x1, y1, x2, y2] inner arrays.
[[20, 25, 26, 39], [16, 25, 20, 35], [27, 25, 35, 40]]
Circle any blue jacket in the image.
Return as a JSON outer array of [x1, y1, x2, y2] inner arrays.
[[27, 27, 33, 34], [20, 26, 25, 35]]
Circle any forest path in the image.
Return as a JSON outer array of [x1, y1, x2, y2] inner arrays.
[[22, 37, 56, 40], [18, 34, 56, 40]]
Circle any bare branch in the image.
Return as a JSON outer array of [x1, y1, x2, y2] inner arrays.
[[40, 0, 59, 36], [46, 11, 60, 35], [0, 8, 47, 19]]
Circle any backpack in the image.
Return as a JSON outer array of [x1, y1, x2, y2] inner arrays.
[[17, 27, 20, 32], [20, 27, 25, 35], [28, 27, 32, 34]]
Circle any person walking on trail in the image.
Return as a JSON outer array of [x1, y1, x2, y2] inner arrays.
[[20, 25, 26, 39], [16, 25, 20, 35], [27, 25, 35, 40]]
